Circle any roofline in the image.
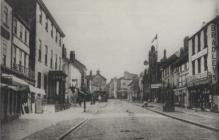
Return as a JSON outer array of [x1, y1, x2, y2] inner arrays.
[[189, 15, 219, 40], [37, 0, 65, 37], [13, 13, 31, 30]]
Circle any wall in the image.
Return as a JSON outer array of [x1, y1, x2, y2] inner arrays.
[[35, 3, 64, 92], [1, 0, 12, 68]]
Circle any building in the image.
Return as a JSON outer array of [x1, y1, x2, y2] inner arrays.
[[146, 46, 162, 102], [87, 70, 107, 102], [187, 16, 219, 112], [108, 77, 118, 99], [172, 37, 189, 107], [9, 0, 67, 111], [1, 0, 45, 122], [117, 71, 138, 99], [63, 50, 87, 105], [127, 77, 140, 101], [138, 72, 144, 102], [142, 68, 150, 101]]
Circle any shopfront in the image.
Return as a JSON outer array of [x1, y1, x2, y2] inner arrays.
[[174, 87, 188, 107], [187, 73, 213, 110]]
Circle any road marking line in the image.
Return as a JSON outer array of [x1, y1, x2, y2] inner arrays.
[[56, 119, 88, 140]]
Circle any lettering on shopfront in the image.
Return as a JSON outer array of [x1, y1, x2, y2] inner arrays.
[[211, 24, 217, 83]]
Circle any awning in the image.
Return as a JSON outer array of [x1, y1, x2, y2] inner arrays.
[[2, 74, 29, 86], [29, 85, 46, 95], [2, 74, 45, 95], [0, 83, 18, 91]]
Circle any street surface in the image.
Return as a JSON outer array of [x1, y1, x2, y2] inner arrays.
[[63, 100, 219, 140]]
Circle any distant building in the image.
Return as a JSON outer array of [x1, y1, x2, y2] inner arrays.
[[117, 71, 138, 99], [127, 77, 140, 101], [86, 70, 107, 102], [63, 50, 87, 105], [109, 77, 118, 99], [146, 46, 162, 102], [138, 72, 144, 102], [187, 16, 219, 111]]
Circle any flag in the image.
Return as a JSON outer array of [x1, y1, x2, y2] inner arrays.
[[151, 34, 158, 43]]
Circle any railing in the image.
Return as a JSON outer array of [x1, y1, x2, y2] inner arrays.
[[12, 64, 35, 80]]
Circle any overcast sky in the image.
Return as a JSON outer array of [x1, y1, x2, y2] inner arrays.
[[43, 0, 217, 81]]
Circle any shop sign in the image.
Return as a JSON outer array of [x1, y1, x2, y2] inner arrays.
[[211, 23, 217, 84], [151, 83, 161, 89], [187, 72, 212, 87]]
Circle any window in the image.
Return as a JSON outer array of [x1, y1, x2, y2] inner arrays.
[[51, 24, 53, 38], [44, 74, 47, 93], [24, 53, 27, 67], [192, 60, 195, 75], [45, 45, 48, 65], [13, 18, 18, 34], [20, 25, 23, 39], [192, 38, 195, 55], [37, 72, 41, 88], [39, 10, 42, 24], [38, 40, 42, 62], [3, 54, 6, 66], [45, 17, 48, 32], [204, 54, 208, 71], [204, 28, 207, 48], [50, 50, 53, 68], [55, 54, 57, 70], [55, 31, 58, 42], [59, 38, 61, 46], [197, 33, 201, 52], [13, 46, 17, 68], [3, 6, 9, 25], [24, 30, 27, 43], [198, 58, 201, 73], [59, 57, 61, 70]]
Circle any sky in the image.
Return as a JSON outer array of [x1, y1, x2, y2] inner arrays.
[[43, 0, 218, 81]]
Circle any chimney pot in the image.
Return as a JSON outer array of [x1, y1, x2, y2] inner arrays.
[[70, 51, 75, 61]]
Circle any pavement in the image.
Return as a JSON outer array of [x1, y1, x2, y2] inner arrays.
[[1, 102, 104, 140], [133, 102, 219, 132]]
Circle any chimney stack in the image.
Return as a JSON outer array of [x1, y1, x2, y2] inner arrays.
[[164, 49, 167, 60], [70, 51, 75, 61], [97, 70, 100, 75]]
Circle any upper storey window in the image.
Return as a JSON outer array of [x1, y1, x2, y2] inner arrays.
[[3, 6, 9, 26], [39, 9, 43, 24]]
